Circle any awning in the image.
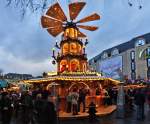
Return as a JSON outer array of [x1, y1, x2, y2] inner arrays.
[[0, 80, 8, 88]]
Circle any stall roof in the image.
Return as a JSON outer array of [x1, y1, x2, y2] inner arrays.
[[22, 75, 120, 86], [0, 80, 8, 88]]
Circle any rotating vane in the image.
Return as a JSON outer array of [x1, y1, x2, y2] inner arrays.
[[41, 2, 100, 37]]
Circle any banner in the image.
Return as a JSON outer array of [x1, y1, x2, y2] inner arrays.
[[100, 56, 122, 80]]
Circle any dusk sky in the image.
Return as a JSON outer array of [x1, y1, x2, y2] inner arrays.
[[0, 0, 150, 76]]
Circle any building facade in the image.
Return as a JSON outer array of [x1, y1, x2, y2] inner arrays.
[[89, 33, 150, 81]]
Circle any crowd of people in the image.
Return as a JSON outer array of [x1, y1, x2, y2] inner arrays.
[[67, 85, 149, 121], [0, 85, 150, 123], [66, 88, 87, 115], [66, 87, 117, 115], [0, 88, 57, 124], [0, 86, 115, 123], [123, 86, 150, 120]]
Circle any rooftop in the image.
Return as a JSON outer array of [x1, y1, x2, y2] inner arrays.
[[89, 32, 150, 62]]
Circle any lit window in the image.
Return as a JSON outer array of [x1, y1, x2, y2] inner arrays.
[[70, 59, 80, 72], [131, 62, 135, 70], [102, 52, 108, 59], [131, 72, 136, 80], [92, 59, 95, 63], [112, 48, 119, 56], [63, 43, 69, 55], [130, 51, 135, 60], [147, 58, 150, 67], [135, 38, 145, 47], [147, 48, 150, 55], [70, 43, 77, 54], [147, 69, 150, 79]]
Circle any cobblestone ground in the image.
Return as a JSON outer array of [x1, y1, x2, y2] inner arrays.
[[60, 110, 150, 124], [60, 105, 150, 124], [0, 105, 150, 124]]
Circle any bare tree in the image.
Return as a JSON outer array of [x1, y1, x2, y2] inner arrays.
[[0, 68, 3, 79], [5, 0, 58, 17], [128, 0, 143, 9], [0, 68, 3, 75]]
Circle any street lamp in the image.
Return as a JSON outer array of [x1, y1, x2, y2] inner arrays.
[[116, 82, 125, 118], [52, 48, 56, 59], [49, 82, 60, 124]]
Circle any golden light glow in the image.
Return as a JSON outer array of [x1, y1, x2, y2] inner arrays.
[[70, 59, 80, 72], [78, 44, 82, 54], [83, 63, 86, 72], [70, 43, 77, 54], [60, 60, 68, 72], [23, 75, 120, 86], [47, 72, 57, 76], [62, 43, 69, 55], [64, 28, 78, 39]]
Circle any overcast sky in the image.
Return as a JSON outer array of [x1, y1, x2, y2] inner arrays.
[[0, 0, 150, 76]]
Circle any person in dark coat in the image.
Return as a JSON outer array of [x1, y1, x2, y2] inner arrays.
[[134, 88, 146, 120], [78, 88, 86, 112], [107, 88, 113, 105], [146, 86, 150, 109], [20, 91, 33, 124], [71, 88, 79, 115], [0, 92, 13, 124], [88, 101, 97, 122], [66, 92, 72, 113], [34, 93, 57, 124]]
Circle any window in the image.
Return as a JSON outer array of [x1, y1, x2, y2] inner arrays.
[[78, 44, 82, 54], [147, 69, 150, 79], [70, 59, 80, 72], [147, 48, 150, 55], [112, 48, 119, 56], [135, 38, 145, 47], [62, 43, 69, 55], [147, 58, 150, 67], [102, 52, 108, 59], [131, 72, 136, 80], [92, 59, 95, 63], [131, 62, 135, 70], [130, 51, 135, 60], [83, 63, 86, 72], [60, 60, 68, 72], [70, 43, 77, 54]]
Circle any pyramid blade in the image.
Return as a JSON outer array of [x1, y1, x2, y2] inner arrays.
[[77, 25, 98, 31], [46, 2, 67, 22], [77, 13, 100, 23], [69, 2, 86, 20], [77, 30, 86, 37], [47, 26, 63, 37], [41, 16, 63, 28]]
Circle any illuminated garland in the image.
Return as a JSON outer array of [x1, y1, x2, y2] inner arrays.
[[60, 71, 101, 76]]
